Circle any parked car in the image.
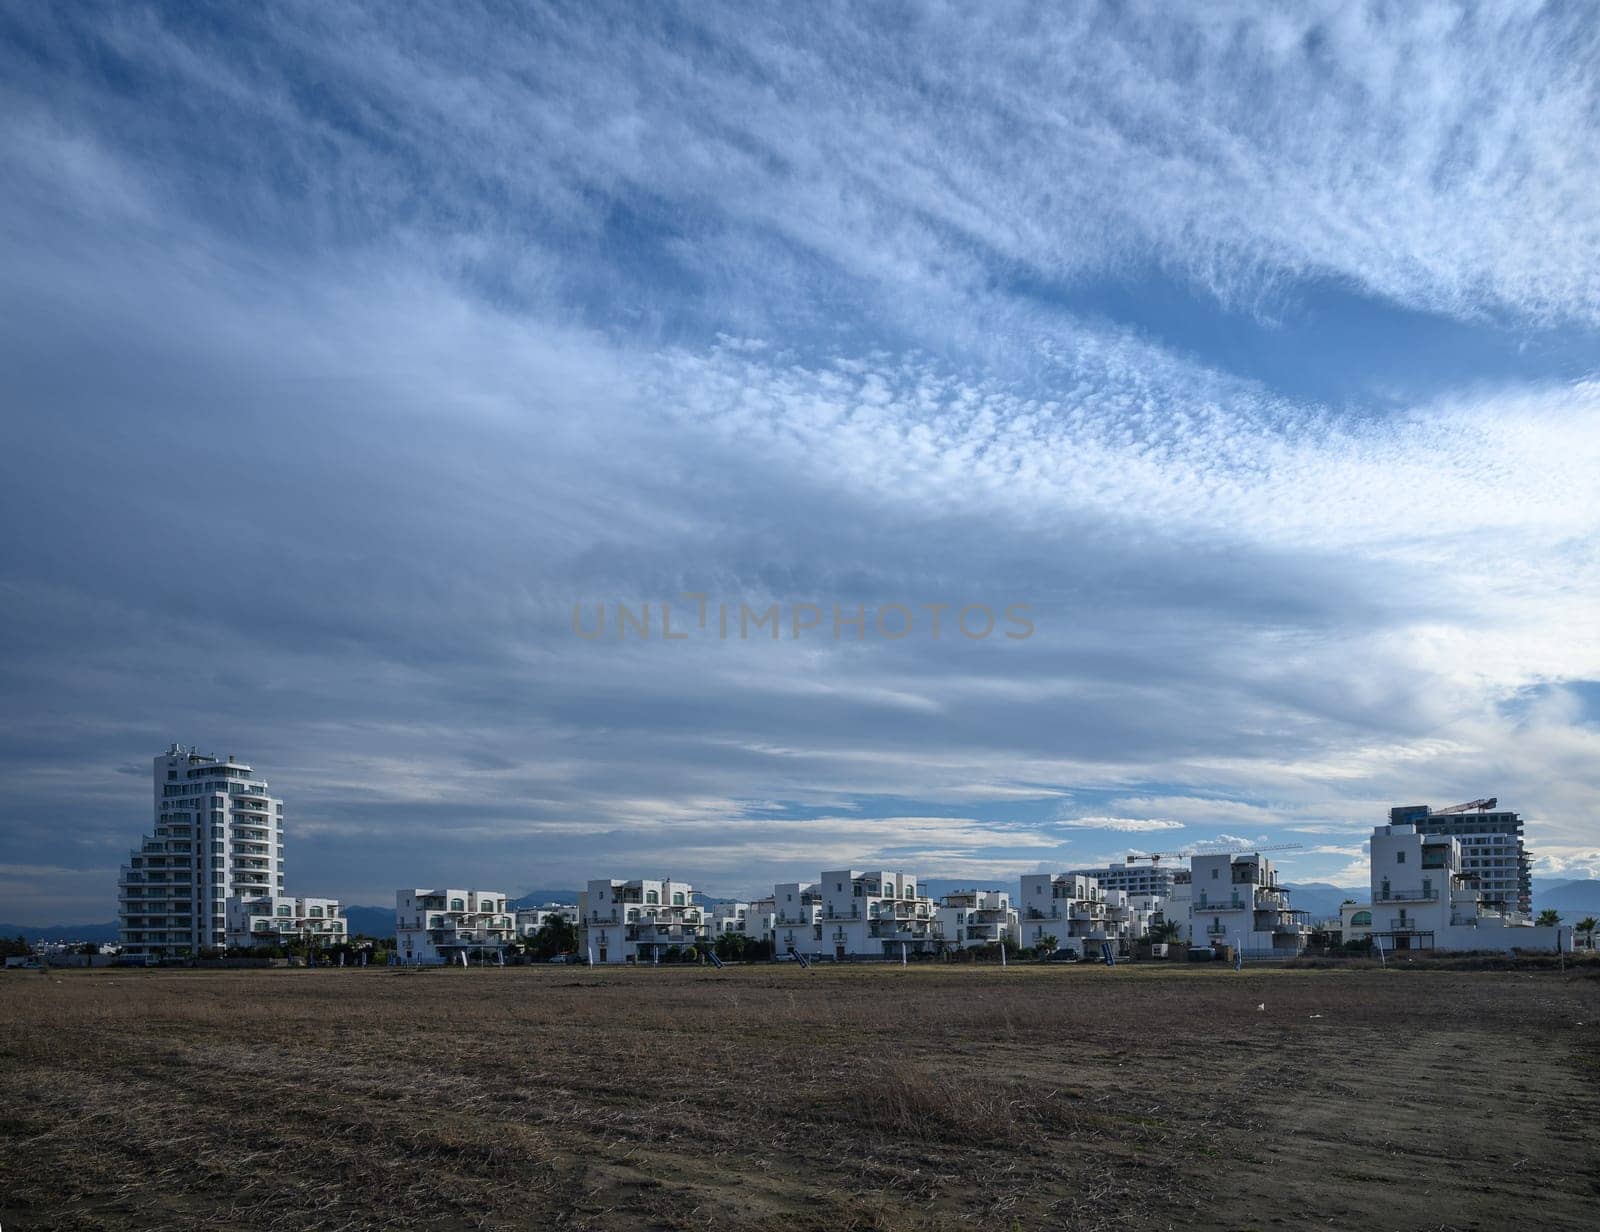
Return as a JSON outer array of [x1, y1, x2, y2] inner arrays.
[[1047, 949, 1079, 962], [1186, 946, 1215, 962], [547, 953, 576, 964]]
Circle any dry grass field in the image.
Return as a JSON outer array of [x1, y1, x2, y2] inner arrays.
[[2, 962, 1597, 1231]]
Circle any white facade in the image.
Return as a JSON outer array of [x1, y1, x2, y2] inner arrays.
[[935, 889, 1019, 950], [704, 900, 752, 939], [1389, 803, 1531, 917], [579, 878, 705, 963], [1341, 902, 1373, 945], [1164, 872, 1193, 944], [772, 882, 823, 958], [1067, 861, 1178, 901], [817, 870, 936, 958], [515, 902, 579, 938], [119, 745, 287, 956], [226, 895, 343, 949], [1353, 823, 1570, 953], [1188, 853, 1309, 955], [1103, 888, 1163, 951], [395, 889, 515, 964], [744, 895, 776, 947], [1019, 873, 1115, 954]]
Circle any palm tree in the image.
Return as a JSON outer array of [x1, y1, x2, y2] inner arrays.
[[1149, 919, 1184, 946], [1576, 917, 1597, 951], [1536, 909, 1562, 928]]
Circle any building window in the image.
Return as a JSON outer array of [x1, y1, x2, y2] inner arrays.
[[1397, 851, 1406, 864], [672, 892, 685, 906], [646, 890, 659, 904], [450, 898, 465, 911], [1351, 911, 1371, 927]]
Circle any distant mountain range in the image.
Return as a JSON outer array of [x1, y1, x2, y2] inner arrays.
[[0, 920, 120, 943], [1532, 879, 1600, 915], [6, 880, 1596, 942]]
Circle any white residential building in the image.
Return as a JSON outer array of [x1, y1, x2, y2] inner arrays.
[[395, 889, 515, 964], [579, 878, 705, 963], [1164, 871, 1193, 944], [1188, 853, 1309, 955], [704, 900, 752, 940], [1388, 802, 1532, 917], [935, 889, 1019, 950], [1019, 873, 1116, 955], [226, 895, 344, 949], [515, 902, 579, 938], [817, 870, 936, 959], [772, 882, 824, 958], [745, 895, 776, 947], [1341, 902, 1373, 945], [1103, 889, 1163, 951], [1351, 823, 1570, 953], [119, 745, 287, 957], [1067, 861, 1179, 902]]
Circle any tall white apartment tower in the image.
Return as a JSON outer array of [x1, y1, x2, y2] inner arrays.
[[118, 744, 286, 957]]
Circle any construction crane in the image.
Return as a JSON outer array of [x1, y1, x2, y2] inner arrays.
[[1434, 797, 1497, 814], [1124, 842, 1304, 866]]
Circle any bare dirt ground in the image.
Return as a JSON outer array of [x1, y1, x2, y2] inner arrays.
[[2, 962, 1597, 1231]]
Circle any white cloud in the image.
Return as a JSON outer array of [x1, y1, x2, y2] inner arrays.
[[1055, 817, 1185, 833]]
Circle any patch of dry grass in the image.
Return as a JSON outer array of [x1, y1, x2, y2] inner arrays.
[[1, 963, 1596, 1231]]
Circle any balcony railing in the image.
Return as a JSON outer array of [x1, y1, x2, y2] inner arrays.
[[1377, 888, 1439, 902]]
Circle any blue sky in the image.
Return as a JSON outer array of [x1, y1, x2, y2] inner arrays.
[[2, 2, 1598, 922]]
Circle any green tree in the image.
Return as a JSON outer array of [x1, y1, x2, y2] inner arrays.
[[1149, 919, 1184, 946], [528, 915, 578, 961], [1575, 917, 1597, 950], [1536, 909, 1562, 928]]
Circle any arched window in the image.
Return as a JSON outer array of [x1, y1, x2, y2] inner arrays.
[[869, 902, 880, 917], [450, 898, 465, 911], [646, 890, 659, 904], [1351, 911, 1371, 927], [905, 885, 915, 899], [627, 909, 639, 922], [673, 892, 685, 906]]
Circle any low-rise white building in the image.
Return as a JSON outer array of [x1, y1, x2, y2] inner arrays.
[[579, 878, 705, 963], [1103, 888, 1163, 952], [514, 902, 579, 938], [395, 888, 515, 964], [817, 870, 936, 959], [935, 889, 1019, 950], [226, 895, 343, 950], [772, 882, 823, 958], [1188, 853, 1309, 955], [704, 900, 752, 940], [744, 895, 776, 948], [1018, 873, 1114, 955], [1349, 823, 1571, 953], [1341, 902, 1373, 946]]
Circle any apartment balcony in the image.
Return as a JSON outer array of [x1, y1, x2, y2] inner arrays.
[[1195, 902, 1247, 913], [1376, 888, 1440, 902], [1389, 918, 1428, 931], [1205, 924, 1229, 936]]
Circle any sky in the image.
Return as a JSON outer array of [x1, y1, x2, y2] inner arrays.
[[2, 2, 1598, 923]]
